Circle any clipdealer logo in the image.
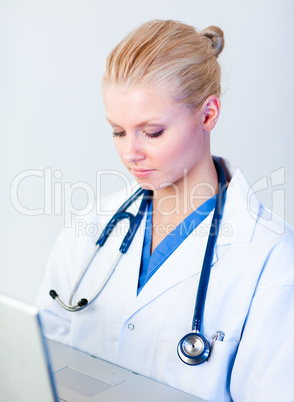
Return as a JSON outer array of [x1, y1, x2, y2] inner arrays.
[[10, 166, 287, 234], [10, 169, 134, 227], [247, 167, 285, 234]]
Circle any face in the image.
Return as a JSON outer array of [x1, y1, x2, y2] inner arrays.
[[103, 85, 211, 192]]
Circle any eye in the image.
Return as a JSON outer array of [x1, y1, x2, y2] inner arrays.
[[112, 130, 126, 138], [144, 130, 164, 139]]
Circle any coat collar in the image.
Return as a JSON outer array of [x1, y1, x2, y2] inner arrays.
[[215, 157, 260, 246]]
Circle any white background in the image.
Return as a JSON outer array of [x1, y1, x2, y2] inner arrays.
[[1, 0, 293, 304]]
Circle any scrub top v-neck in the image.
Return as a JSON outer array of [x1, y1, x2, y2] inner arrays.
[[137, 195, 217, 294]]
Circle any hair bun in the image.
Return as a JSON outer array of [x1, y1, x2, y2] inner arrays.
[[201, 26, 224, 57]]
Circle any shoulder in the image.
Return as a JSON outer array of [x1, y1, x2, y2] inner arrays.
[[253, 205, 294, 288], [246, 181, 294, 273], [217, 156, 294, 278], [43, 182, 141, 285], [257, 202, 294, 239], [55, 182, 140, 247]]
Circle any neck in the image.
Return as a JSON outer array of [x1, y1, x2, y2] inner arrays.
[[153, 157, 218, 218]]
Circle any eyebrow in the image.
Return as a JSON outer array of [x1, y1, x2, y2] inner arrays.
[[106, 117, 164, 127]]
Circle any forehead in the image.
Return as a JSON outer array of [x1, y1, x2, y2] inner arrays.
[[103, 84, 188, 127], [103, 84, 171, 107]]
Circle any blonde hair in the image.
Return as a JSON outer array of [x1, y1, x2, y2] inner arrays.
[[102, 19, 224, 110]]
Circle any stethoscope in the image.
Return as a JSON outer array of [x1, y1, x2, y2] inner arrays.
[[50, 158, 227, 366]]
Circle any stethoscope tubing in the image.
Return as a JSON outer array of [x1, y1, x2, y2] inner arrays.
[[96, 187, 145, 248], [68, 243, 102, 306], [192, 159, 227, 332], [177, 159, 227, 365], [50, 188, 151, 311]]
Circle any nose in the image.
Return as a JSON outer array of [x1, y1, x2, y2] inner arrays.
[[122, 133, 145, 163]]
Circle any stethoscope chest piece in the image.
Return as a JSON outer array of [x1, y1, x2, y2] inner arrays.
[[177, 332, 210, 365]]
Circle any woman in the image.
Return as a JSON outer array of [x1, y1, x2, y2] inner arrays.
[[37, 20, 294, 401]]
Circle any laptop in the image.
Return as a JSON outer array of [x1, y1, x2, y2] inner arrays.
[[0, 293, 205, 402]]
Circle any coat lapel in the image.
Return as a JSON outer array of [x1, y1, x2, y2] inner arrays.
[[124, 212, 214, 316]]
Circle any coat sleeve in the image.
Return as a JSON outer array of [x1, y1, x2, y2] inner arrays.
[[230, 234, 294, 402]]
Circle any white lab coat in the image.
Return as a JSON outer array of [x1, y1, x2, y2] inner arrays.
[[37, 158, 294, 402]]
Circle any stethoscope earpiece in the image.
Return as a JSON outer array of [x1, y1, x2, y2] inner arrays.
[[177, 332, 210, 365]]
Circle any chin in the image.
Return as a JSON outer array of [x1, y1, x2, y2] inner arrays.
[[135, 181, 157, 191], [135, 179, 172, 192]]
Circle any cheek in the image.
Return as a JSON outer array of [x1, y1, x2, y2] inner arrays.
[[164, 134, 203, 172], [163, 137, 195, 162]]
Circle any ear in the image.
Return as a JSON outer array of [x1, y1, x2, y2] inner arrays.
[[201, 96, 221, 132]]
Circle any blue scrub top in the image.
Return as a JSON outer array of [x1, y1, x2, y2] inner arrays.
[[137, 196, 217, 294]]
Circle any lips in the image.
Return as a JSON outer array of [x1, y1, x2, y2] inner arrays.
[[131, 168, 155, 178]]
